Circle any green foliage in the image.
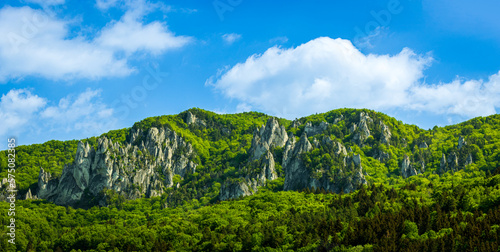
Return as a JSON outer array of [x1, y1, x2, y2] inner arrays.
[[0, 140, 84, 191], [2, 174, 500, 251], [1, 108, 500, 251]]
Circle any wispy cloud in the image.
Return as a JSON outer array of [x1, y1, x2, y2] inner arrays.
[[41, 88, 116, 135], [269, 36, 288, 44], [95, 0, 119, 10], [25, 0, 65, 6], [222, 33, 241, 45], [353, 26, 387, 49], [0, 88, 117, 149]]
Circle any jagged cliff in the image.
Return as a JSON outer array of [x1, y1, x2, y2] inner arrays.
[[219, 118, 284, 200], [37, 125, 197, 207], [0, 108, 487, 208], [219, 115, 369, 201]]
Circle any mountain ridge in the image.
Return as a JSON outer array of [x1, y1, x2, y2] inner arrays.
[[1, 108, 499, 208]]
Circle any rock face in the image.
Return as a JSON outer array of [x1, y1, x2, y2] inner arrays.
[[447, 152, 459, 171], [219, 179, 255, 201], [353, 112, 373, 144], [25, 188, 36, 200], [283, 132, 367, 194], [219, 118, 284, 200], [184, 111, 206, 127], [418, 142, 428, 149], [37, 126, 197, 207], [333, 141, 348, 156], [333, 115, 344, 124], [458, 136, 466, 149], [374, 150, 390, 163], [418, 161, 426, 174], [440, 153, 447, 173], [401, 155, 418, 178], [350, 124, 357, 134], [249, 117, 288, 161], [380, 122, 391, 144], [259, 151, 278, 181], [439, 152, 463, 174], [465, 153, 473, 167], [291, 120, 302, 128], [304, 121, 329, 136], [2, 109, 489, 207], [0, 179, 10, 202], [283, 132, 314, 191]]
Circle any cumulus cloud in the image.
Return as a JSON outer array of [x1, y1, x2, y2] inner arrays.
[[0, 89, 46, 136], [222, 33, 241, 45], [208, 37, 500, 119], [0, 2, 190, 82]]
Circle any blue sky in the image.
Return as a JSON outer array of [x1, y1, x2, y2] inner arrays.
[[0, 0, 499, 149]]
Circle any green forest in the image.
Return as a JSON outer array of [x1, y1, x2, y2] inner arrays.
[[0, 108, 500, 251]]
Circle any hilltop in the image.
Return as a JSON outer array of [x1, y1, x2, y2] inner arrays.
[[1, 108, 498, 208], [1, 108, 500, 251]]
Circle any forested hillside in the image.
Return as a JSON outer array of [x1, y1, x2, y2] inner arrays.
[[0, 108, 499, 251]]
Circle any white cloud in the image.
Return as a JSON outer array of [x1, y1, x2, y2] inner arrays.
[[96, 0, 119, 10], [222, 33, 241, 45], [408, 73, 500, 117], [0, 3, 190, 82], [41, 89, 116, 135], [236, 103, 252, 113], [0, 88, 117, 149], [97, 9, 192, 55], [0, 89, 46, 136], [208, 37, 500, 119], [353, 26, 387, 49], [269, 36, 288, 44]]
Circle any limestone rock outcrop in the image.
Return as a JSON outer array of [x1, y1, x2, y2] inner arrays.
[[283, 132, 366, 193], [401, 155, 418, 178], [184, 111, 206, 127], [374, 150, 390, 163], [304, 121, 329, 136], [219, 150, 278, 201], [283, 132, 314, 191], [36, 126, 197, 207], [219, 179, 256, 201], [440, 153, 448, 173], [353, 112, 372, 144], [380, 122, 391, 144], [220, 118, 285, 200], [418, 142, 428, 149], [465, 153, 474, 167], [439, 152, 461, 174], [249, 117, 288, 161], [458, 136, 466, 149]]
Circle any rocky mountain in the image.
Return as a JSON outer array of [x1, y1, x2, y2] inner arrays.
[[1, 108, 497, 208], [36, 125, 196, 207]]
